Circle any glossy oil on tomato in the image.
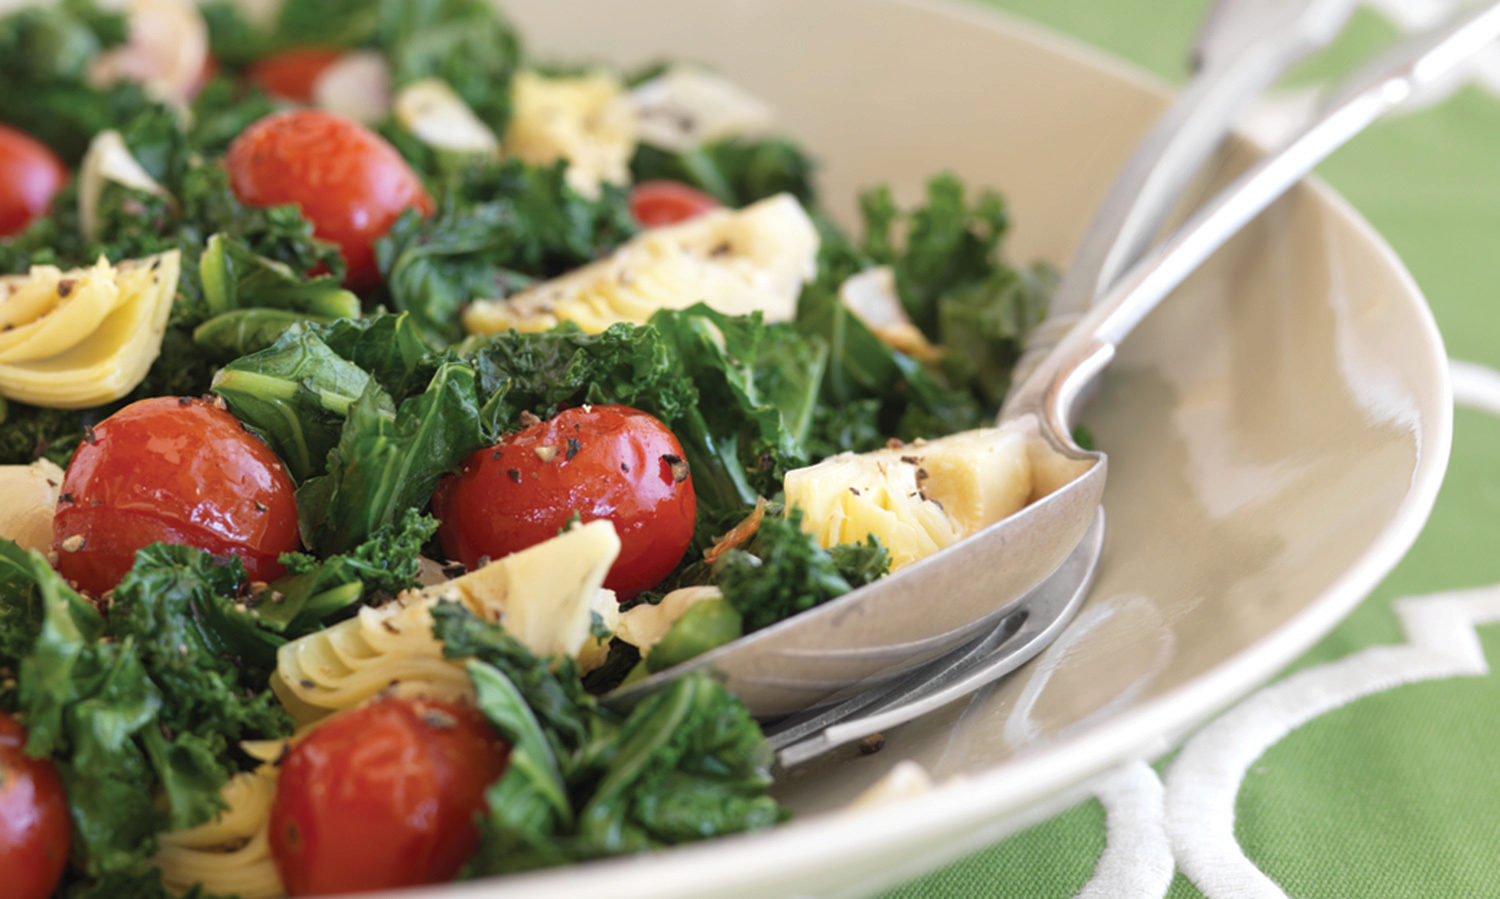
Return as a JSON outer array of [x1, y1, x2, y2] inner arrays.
[[246, 47, 343, 102], [226, 109, 432, 287], [0, 124, 67, 238], [433, 404, 696, 599], [629, 180, 721, 228], [269, 696, 508, 896], [52, 397, 300, 596], [0, 712, 71, 899]]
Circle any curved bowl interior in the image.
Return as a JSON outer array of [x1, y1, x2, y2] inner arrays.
[[401, 0, 1453, 895]]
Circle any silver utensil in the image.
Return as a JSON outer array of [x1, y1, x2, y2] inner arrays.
[[610, 0, 1500, 722], [1011, 0, 1357, 387], [757, 0, 1500, 761]]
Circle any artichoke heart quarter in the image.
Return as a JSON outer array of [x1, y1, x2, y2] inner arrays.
[[463, 193, 819, 335], [0, 250, 180, 409], [784, 427, 1033, 571], [507, 69, 636, 198]]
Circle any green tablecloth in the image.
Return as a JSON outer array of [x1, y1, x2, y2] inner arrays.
[[889, 1, 1500, 895]]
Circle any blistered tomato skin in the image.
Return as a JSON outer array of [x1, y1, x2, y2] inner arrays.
[[246, 47, 343, 102], [0, 712, 71, 899], [268, 697, 509, 896], [0, 124, 67, 238], [433, 404, 697, 600], [52, 397, 300, 596], [226, 109, 433, 288]]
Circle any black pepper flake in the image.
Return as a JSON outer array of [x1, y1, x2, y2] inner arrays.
[[662, 453, 689, 483], [491, 449, 505, 460], [900, 455, 920, 466], [858, 734, 885, 755], [620, 462, 630, 473], [849, 486, 861, 497], [56, 279, 76, 298], [915, 468, 929, 482], [421, 709, 458, 730], [59, 493, 74, 504], [254, 500, 267, 513], [507, 468, 522, 484], [381, 620, 401, 635], [177, 396, 193, 406], [300, 679, 315, 689], [565, 437, 580, 460]]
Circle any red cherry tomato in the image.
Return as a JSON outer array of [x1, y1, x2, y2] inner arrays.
[[629, 180, 721, 228], [269, 696, 508, 896], [226, 109, 433, 288], [0, 712, 71, 899], [52, 397, 300, 596], [0, 124, 67, 238], [246, 47, 343, 103], [433, 404, 696, 600]]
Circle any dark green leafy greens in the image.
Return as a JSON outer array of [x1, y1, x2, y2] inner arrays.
[[0, 540, 290, 878], [376, 159, 637, 345], [431, 603, 784, 874], [265, 508, 440, 634], [712, 509, 890, 632], [630, 136, 817, 207]]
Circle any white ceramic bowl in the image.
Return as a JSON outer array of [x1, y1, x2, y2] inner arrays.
[[402, 0, 1453, 895]]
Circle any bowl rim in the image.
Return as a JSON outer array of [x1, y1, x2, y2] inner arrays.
[[409, 1, 1455, 895]]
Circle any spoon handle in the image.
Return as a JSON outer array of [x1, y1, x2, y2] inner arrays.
[[1012, 0, 1358, 385], [1002, 0, 1500, 442]]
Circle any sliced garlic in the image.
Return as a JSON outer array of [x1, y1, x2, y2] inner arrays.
[[629, 66, 775, 152], [394, 78, 499, 155]]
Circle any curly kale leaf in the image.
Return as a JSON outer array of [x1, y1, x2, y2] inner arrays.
[[107, 545, 290, 730], [465, 321, 696, 437], [648, 305, 826, 510], [0, 399, 106, 466], [376, 0, 523, 134], [3, 540, 294, 876], [713, 509, 890, 632], [430, 604, 785, 876], [268, 508, 440, 633], [377, 159, 636, 345]]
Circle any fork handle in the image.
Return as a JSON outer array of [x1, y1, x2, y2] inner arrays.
[[1011, 0, 1359, 386], [1003, 0, 1500, 445]]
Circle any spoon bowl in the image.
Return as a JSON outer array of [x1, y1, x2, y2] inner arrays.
[[611, 434, 1102, 717]]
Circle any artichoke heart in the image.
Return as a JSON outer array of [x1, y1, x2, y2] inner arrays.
[[271, 519, 623, 724], [0, 250, 181, 409], [507, 69, 637, 197], [463, 193, 819, 335], [784, 427, 1033, 571], [427, 518, 621, 662]]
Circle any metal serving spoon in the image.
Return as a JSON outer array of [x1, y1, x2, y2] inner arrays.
[[611, 0, 1500, 722], [757, 0, 1500, 763]]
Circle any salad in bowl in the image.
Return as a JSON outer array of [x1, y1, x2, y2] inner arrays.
[[0, 0, 1057, 895]]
